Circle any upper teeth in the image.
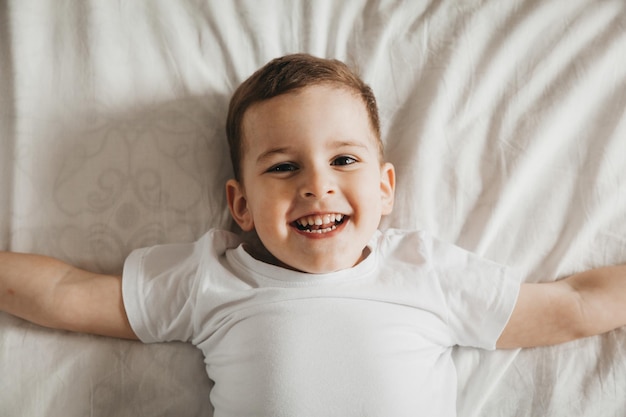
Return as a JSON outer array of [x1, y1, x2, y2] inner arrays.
[[296, 214, 344, 227]]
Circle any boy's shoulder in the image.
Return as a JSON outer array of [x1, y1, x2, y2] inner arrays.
[[373, 227, 434, 253], [125, 228, 242, 271], [375, 227, 511, 274]]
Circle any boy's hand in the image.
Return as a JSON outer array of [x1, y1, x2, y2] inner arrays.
[[497, 265, 626, 349], [0, 252, 137, 340]]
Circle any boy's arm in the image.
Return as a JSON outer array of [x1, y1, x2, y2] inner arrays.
[[0, 251, 137, 340], [497, 265, 626, 349]]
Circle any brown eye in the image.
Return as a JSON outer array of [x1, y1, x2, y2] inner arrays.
[[267, 163, 298, 173], [332, 156, 357, 166]]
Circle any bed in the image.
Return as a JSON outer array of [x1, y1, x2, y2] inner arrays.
[[1, 0, 625, 415]]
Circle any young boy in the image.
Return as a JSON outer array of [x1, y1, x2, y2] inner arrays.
[[1, 54, 625, 416]]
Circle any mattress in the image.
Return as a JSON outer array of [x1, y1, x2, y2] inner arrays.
[[1, 0, 625, 415]]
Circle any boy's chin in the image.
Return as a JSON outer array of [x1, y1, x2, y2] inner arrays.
[[246, 246, 359, 274], [241, 230, 368, 273], [271, 249, 368, 274]]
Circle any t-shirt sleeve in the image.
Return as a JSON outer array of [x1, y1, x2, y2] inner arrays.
[[122, 238, 203, 343], [427, 235, 521, 350]]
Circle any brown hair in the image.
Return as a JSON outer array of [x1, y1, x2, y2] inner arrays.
[[226, 53, 382, 181]]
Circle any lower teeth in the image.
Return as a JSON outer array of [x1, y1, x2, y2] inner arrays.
[[304, 225, 337, 234]]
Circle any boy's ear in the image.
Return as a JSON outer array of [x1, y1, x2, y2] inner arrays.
[[226, 179, 255, 231], [380, 162, 396, 215]]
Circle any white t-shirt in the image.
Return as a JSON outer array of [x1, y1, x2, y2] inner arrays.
[[123, 228, 520, 417]]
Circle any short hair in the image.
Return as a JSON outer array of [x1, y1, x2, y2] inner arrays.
[[226, 53, 382, 181]]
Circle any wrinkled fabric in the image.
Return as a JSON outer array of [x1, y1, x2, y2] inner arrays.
[[1, 0, 625, 416]]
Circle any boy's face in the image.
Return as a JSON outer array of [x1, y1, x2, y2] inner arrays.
[[226, 85, 395, 273]]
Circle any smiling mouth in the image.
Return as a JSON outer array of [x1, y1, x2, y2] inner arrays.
[[293, 213, 346, 234]]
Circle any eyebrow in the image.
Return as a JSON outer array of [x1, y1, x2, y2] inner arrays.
[[332, 140, 371, 150], [256, 147, 293, 165], [256, 140, 371, 164]]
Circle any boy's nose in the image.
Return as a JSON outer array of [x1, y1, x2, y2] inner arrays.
[[299, 170, 336, 199]]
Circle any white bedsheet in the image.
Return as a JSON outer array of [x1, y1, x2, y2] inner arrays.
[[1, 0, 625, 416]]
